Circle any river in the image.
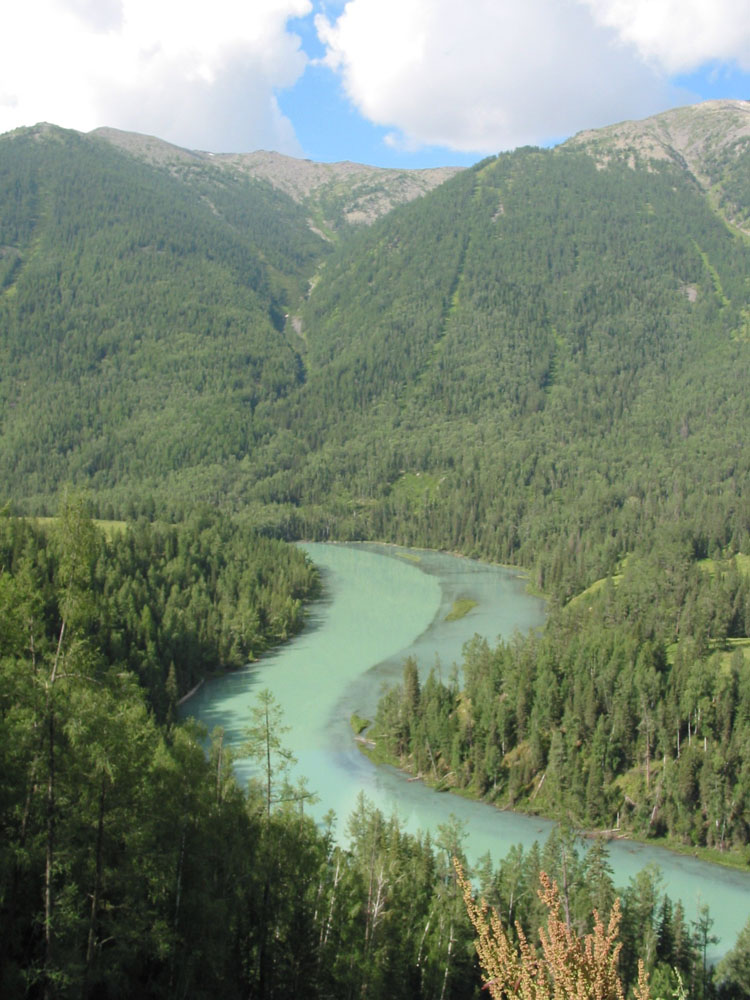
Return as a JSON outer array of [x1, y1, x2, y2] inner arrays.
[[183, 541, 750, 958]]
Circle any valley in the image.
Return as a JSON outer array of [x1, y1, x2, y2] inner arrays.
[[1, 99, 750, 997]]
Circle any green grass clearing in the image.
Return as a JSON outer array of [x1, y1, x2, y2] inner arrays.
[[698, 552, 750, 578], [31, 516, 128, 540], [389, 471, 443, 503]]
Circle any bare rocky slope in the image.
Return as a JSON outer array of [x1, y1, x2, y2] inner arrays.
[[564, 98, 750, 231], [92, 126, 461, 235]]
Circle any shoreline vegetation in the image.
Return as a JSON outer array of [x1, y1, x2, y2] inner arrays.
[[351, 716, 750, 873], [356, 532, 750, 880], [169, 533, 748, 878], [300, 540, 746, 878]]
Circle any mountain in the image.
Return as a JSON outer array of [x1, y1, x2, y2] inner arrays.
[[0, 121, 461, 516], [92, 126, 461, 236], [257, 101, 750, 592], [0, 122, 327, 514], [4, 102, 750, 995], [565, 98, 750, 232], [1, 102, 749, 600]]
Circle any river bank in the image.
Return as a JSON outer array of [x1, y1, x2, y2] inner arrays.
[[357, 723, 750, 873], [182, 541, 750, 959]]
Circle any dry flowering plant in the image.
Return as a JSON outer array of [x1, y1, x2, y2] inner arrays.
[[454, 860, 652, 1000]]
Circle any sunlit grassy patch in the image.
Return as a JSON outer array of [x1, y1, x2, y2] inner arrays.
[[445, 598, 478, 621], [32, 516, 127, 540], [350, 713, 370, 736]]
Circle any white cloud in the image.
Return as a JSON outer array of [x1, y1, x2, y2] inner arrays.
[[314, 0, 728, 154], [3, 0, 746, 160], [0, 0, 311, 152], [580, 0, 750, 73]]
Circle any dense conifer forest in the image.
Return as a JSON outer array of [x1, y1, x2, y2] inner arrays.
[[2, 100, 750, 996], [2, 505, 745, 998]]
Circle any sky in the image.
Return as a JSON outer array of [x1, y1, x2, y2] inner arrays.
[[1, 0, 750, 168]]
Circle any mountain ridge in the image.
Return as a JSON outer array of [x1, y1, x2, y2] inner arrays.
[[8, 100, 749, 233], [564, 98, 750, 167], [564, 98, 750, 232], [90, 125, 462, 233]]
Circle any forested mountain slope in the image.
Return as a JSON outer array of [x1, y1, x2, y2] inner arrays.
[[0, 102, 748, 605], [2, 103, 750, 600], [0, 123, 327, 512], [0, 123, 459, 517], [566, 98, 750, 232], [259, 107, 750, 598]]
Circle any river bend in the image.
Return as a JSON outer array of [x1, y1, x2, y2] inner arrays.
[[184, 542, 750, 958]]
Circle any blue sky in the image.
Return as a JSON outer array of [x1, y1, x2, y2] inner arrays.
[[2, 0, 750, 168]]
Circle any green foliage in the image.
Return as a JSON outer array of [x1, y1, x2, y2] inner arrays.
[[242, 688, 297, 817], [0, 502, 737, 997], [373, 529, 750, 856], [716, 917, 750, 998], [0, 504, 320, 719], [350, 712, 370, 735]]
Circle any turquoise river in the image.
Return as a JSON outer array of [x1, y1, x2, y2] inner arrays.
[[184, 542, 750, 959]]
